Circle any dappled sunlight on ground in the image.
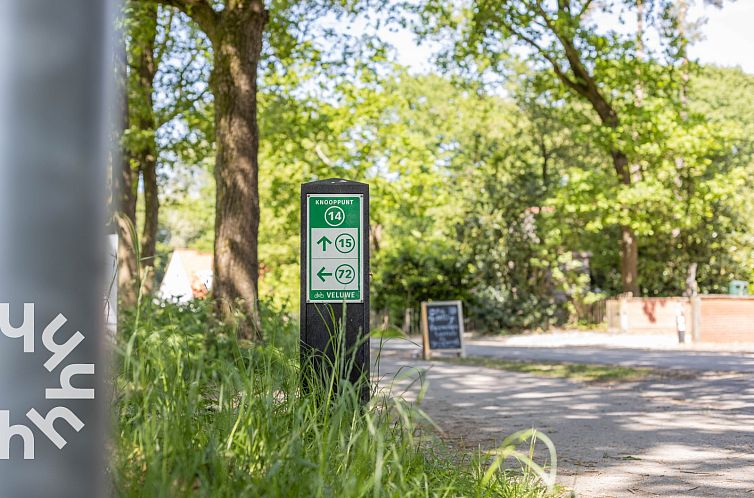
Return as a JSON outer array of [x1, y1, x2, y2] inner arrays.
[[373, 339, 754, 497]]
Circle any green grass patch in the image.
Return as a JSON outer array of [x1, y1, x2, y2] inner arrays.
[[112, 301, 556, 497], [569, 322, 609, 332], [437, 356, 683, 383]]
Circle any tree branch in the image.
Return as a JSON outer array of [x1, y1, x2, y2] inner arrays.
[[156, 86, 211, 127], [576, 0, 594, 19], [133, 0, 219, 43], [540, 1, 618, 125], [501, 19, 583, 93]]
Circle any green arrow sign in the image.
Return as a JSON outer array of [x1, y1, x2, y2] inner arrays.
[[307, 194, 363, 303], [317, 267, 332, 282], [317, 235, 332, 251]]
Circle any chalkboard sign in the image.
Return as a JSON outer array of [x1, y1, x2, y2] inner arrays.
[[421, 301, 465, 359]]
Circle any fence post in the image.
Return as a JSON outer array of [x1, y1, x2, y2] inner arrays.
[[619, 297, 629, 333], [691, 295, 702, 343]]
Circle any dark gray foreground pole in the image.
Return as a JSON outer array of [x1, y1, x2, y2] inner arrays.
[[300, 179, 370, 402], [0, 1, 112, 496]]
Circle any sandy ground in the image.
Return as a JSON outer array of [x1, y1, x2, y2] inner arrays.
[[373, 338, 754, 497]]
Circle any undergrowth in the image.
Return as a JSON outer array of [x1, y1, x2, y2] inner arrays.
[[111, 300, 555, 497]]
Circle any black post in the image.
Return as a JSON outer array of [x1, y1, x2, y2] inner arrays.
[[300, 179, 370, 402]]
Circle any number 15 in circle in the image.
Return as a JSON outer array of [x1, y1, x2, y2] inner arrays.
[[335, 233, 355, 253]]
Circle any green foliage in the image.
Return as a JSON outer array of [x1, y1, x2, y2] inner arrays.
[[414, 0, 754, 300], [204, 64, 754, 330], [373, 236, 469, 325], [112, 302, 553, 497], [132, 1, 754, 334]]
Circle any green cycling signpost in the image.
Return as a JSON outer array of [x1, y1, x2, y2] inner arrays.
[[307, 193, 362, 302], [300, 179, 369, 402]]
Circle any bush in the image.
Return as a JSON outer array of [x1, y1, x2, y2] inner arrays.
[[372, 237, 469, 330]]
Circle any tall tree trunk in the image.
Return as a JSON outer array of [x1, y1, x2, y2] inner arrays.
[[545, 7, 641, 296], [577, 93, 639, 295], [611, 0, 643, 297], [138, 0, 268, 339], [132, 3, 160, 295], [685, 262, 698, 296], [611, 149, 640, 296], [210, 5, 267, 340], [141, 152, 159, 294], [116, 29, 139, 308]]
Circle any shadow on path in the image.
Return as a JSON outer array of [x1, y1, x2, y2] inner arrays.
[[374, 342, 754, 497]]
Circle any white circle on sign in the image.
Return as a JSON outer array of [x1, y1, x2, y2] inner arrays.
[[335, 233, 355, 254], [324, 206, 345, 227], [335, 264, 356, 285]]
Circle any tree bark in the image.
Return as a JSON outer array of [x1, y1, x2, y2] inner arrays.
[[611, 150, 640, 296], [684, 262, 698, 296], [116, 28, 139, 308], [136, 0, 268, 339], [132, 3, 160, 295], [210, 4, 267, 340], [561, 77, 640, 296], [140, 150, 159, 294]]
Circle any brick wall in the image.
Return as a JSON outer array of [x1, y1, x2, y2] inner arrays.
[[698, 296, 754, 343], [606, 295, 754, 344], [606, 297, 688, 336]]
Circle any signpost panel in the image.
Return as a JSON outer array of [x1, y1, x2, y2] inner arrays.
[[307, 194, 363, 303], [300, 179, 369, 402]]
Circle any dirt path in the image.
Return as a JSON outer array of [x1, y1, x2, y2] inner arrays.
[[374, 344, 754, 497]]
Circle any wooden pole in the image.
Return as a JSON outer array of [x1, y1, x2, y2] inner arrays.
[[420, 302, 430, 361]]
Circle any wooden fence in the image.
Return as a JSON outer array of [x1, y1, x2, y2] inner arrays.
[[576, 299, 607, 324]]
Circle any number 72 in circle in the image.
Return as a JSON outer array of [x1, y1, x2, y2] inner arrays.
[[335, 264, 355, 284]]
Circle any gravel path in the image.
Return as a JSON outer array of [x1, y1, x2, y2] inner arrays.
[[374, 339, 754, 497]]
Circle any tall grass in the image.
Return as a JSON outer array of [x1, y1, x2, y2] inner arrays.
[[112, 301, 554, 497]]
